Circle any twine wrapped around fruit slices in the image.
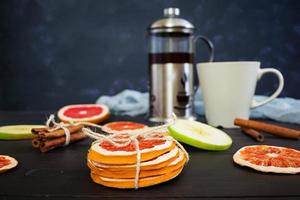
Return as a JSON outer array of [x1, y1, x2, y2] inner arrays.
[[83, 114, 189, 189], [88, 147, 186, 179]]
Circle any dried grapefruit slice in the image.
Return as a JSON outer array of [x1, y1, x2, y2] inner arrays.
[[233, 145, 300, 174], [102, 121, 148, 134], [58, 104, 109, 124], [88, 134, 175, 164], [0, 155, 18, 173]]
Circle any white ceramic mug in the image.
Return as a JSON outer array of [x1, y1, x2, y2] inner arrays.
[[197, 61, 284, 128]]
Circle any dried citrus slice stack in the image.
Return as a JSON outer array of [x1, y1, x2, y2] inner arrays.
[[87, 132, 188, 189], [58, 104, 109, 124], [233, 145, 300, 174]]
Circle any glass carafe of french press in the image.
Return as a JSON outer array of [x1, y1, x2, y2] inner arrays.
[[148, 8, 214, 122]]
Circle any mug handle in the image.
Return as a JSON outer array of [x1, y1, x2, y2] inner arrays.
[[251, 68, 284, 108], [193, 35, 214, 94]]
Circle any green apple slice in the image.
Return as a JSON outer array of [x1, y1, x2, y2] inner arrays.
[[0, 125, 45, 140], [168, 119, 232, 151]]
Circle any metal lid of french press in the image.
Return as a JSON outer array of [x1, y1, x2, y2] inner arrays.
[[149, 8, 194, 34]]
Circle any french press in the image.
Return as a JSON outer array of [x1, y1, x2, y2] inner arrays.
[[148, 8, 214, 122]]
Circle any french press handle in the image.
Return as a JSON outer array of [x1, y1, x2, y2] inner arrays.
[[193, 35, 214, 93], [193, 35, 214, 62]]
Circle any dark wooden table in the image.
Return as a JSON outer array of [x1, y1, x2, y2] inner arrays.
[[1, 111, 300, 200]]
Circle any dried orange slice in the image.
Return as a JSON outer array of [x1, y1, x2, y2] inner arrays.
[[0, 155, 18, 173], [233, 145, 300, 174], [58, 104, 109, 124], [102, 121, 148, 134]]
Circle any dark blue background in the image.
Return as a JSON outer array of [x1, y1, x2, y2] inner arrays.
[[1, 0, 299, 111]]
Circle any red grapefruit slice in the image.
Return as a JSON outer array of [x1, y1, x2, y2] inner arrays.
[[58, 104, 109, 124], [102, 121, 148, 134], [0, 155, 18, 173], [233, 145, 300, 174]]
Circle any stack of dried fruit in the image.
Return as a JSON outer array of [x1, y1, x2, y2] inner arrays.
[[86, 131, 188, 189]]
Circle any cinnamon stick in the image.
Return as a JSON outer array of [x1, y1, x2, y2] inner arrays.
[[234, 118, 300, 139], [39, 131, 86, 152], [32, 138, 41, 148], [31, 127, 47, 135], [38, 124, 84, 139], [241, 127, 264, 142]]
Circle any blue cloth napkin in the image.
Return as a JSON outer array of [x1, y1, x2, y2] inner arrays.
[[96, 89, 300, 124], [96, 90, 149, 117]]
